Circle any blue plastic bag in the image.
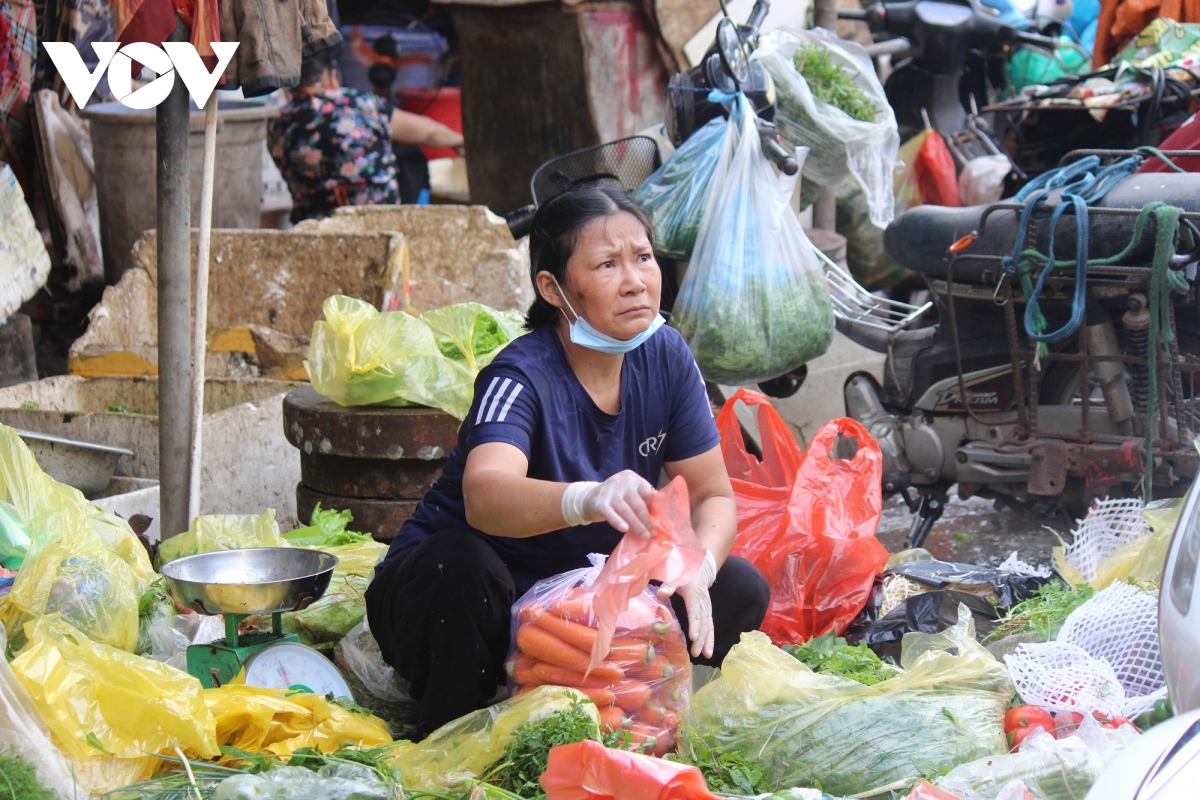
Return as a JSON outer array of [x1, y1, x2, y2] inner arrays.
[[632, 118, 726, 259]]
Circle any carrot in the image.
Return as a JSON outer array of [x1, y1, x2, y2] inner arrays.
[[620, 723, 660, 753], [575, 686, 616, 707], [517, 603, 545, 626], [626, 621, 675, 640], [610, 639, 655, 667], [533, 613, 603, 653], [516, 625, 590, 669], [658, 677, 688, 710], [547, 592, 593, 623], [633, 700, 668, 726], [612, 679, 652, 711], [598, 705, 627, 733], [629, 655, 675, 682], [532, 661, 625, 686], [506, 656, 541, 687]]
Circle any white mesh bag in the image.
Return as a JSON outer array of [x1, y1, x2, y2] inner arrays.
[[1057, 581, 1166, 703], [1004, 640, 1164, 719], [1058, 497, 1150, 583]]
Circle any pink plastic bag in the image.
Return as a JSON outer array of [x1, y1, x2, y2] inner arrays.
[[541, 740, 720, 800], [587, 476, 706, 671]]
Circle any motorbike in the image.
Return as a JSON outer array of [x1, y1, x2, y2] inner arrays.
[[839, 149, 1200, 547]]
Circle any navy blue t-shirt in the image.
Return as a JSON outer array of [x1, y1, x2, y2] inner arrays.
[[387, 322, 720, 590]]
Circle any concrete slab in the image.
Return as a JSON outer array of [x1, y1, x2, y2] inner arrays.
[[0, 376, 301, 527]]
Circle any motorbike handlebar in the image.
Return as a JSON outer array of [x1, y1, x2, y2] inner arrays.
[[758, 122, 800, 175], [505, 204, 536, 240]]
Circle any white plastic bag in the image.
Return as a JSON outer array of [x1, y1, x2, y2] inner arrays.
[[147, 613, 226, 671], [338, 619, 410, 704], [214, 764, 391, 800], [937, 715, 1138, 800], [0, 624, 84, 799], [755, 28, 900, 227], [671, 95, 834, 384]]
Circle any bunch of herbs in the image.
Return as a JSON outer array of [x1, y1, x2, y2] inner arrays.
[[792, 44, 879, 122], [483, 703, 599, 798], [784, 633, 899, 686], [982, 582, 1095, 645]]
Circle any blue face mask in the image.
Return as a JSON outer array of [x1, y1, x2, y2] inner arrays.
[[552, 277, 664, 355]]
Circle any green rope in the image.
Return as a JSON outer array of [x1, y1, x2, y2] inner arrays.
[[1013, 201, 1191, 499]]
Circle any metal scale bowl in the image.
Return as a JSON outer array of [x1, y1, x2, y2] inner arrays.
[[161, 548, 349, 694]]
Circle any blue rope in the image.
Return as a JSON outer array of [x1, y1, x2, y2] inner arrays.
[[1004, 156, 1143, 344]]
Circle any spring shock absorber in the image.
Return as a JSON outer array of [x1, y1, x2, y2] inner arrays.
[[1124, 293, 1151, 417]]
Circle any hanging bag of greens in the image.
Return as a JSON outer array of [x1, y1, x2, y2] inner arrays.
[[671, 94, 834, 385], [756, 28, 899, 228], [632, 117, 727, 260]]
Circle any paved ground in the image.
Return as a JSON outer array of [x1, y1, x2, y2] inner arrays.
[[875, 486, 1073, 568]]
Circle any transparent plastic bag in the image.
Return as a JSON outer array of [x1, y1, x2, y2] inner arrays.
[[338, 620, 410, 704], [147, 612, 225, 671], [0, 424, 155, 652], [307, 295, 522, 420], [205, 683, 391, 756], [11, 615, 219, 762], [0, 623, 85, 800], [508, 559, 693, 756], [756, 28, 900, 227], [936, 715, 1138, 800], [632, 117, 726, 259], [672, 96, 834, 385], [679, 607, 1012, 797], [387, 685, 597, 791], [214, 764, 392, 800], [156, 508, 286, 568]]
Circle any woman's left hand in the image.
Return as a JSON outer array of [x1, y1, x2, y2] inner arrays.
[[658, 549, 718, 659]]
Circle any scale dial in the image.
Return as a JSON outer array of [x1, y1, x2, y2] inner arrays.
[[243, 642, 352, 698]]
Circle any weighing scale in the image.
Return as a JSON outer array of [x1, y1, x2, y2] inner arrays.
[[160, 547, 350, 695]]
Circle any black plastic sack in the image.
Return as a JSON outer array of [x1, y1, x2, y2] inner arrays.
[[846, 590, 1000, 664], [887, 559, 1052, 611]]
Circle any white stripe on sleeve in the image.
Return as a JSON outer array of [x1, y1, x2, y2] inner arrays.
[[484, 378, 512, 422], [496, 383, 524, 422], [475, 376, 501, 424]]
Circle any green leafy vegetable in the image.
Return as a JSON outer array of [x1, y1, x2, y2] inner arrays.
[[18, 401, 37, 410], [437, 313, 512, 363], [784, 633, 899, 686], [983, 582, 1096, 644], [793, 44, 879, 123], [0, 748, 60, 800], [484, 702, 599, 797], [283, 503, 372, 548], [674, 741, 771, 796]]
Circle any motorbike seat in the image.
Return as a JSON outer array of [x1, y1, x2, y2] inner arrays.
[[885, 172, 1200, 284]]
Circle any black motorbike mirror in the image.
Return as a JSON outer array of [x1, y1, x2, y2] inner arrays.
[[716, 18, 750, 86]]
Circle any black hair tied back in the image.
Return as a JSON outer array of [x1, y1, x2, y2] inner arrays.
[[524, 184, 655, 329]]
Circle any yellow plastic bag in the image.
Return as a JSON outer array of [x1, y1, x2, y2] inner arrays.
[[0, 424, 154, 652], [679, 608, 1012, 797], [306, 295, 523, 420], [323, 540, 387, 579], [1065, 498, 1185, 589], [156, 508, 286, 568], [11, 615, 219, 763], [206, 683, 391, 756], [388, 685, 597, 791]]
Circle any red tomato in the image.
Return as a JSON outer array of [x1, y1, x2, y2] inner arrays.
[[1008, 724, 1051, 751], [1053, 711, 1085, 738], [1005, 705, 1056, 735]]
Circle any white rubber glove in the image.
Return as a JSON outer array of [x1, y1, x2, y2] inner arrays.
[[658, 549, 718, 659], [561, 470, 656, 538]]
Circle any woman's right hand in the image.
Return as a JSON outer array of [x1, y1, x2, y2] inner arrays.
[[562, 470, 656, 539]]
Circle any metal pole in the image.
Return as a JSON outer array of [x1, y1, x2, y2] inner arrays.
[[188, 96, 218, 521], [811, 0, 838, 231], [158, 21, 193, 539]]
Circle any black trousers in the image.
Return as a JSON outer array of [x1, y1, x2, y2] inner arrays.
[[365, 529, 770, 737]]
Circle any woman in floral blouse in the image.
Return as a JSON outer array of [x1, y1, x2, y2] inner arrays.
[[270, 50, 463, 223]]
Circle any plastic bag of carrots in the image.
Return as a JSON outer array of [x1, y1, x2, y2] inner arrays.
[[507, 554, 692, 757]]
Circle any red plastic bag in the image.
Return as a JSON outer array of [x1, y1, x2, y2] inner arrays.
[[541, 740, 720, 800], [716, 389, 889, 644], [913, 128, 960, 207], [908, 780, 964, 800], [587, 476, 706, 671]]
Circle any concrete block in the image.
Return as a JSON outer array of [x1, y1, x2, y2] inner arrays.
[[0, 314, 38, 389]]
